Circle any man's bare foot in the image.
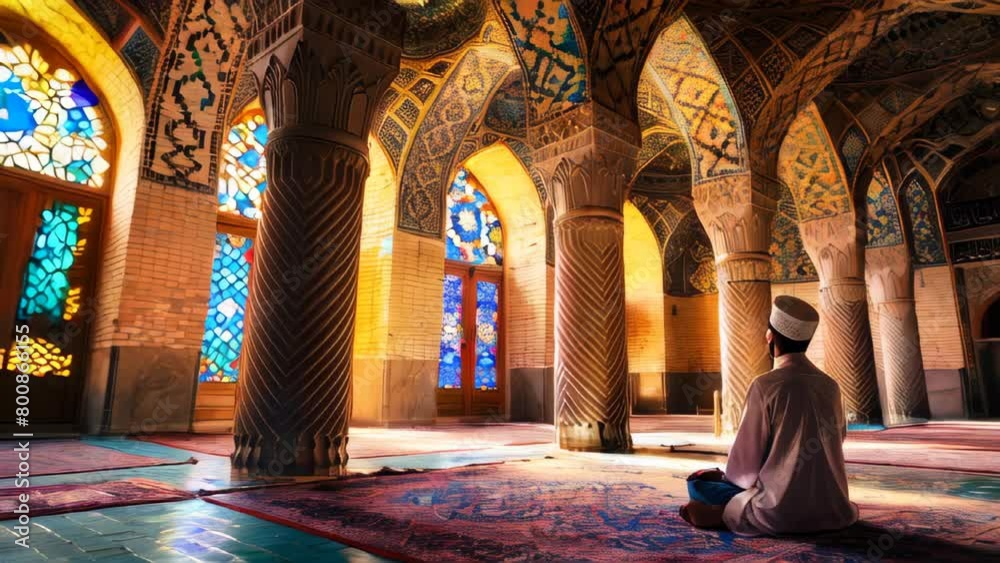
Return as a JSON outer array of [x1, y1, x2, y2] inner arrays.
[[679, 500, 726, 529]]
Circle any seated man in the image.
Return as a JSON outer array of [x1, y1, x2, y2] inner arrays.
[[680, 296, 859, 536]]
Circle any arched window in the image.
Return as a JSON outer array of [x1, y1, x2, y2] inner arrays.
[[196, 104, 266, 386], [445, 169, 503, 265], [437, 168, 503, 416], [218, 107, 267, 219], [0, 43, 110, 187], [0, 35, 111, 428]]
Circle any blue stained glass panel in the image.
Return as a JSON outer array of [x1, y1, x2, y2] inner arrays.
[[437, 274, 463, 389], [474, 280, 499, 390], [198, 233, 253, 383], [445, 169, 503, 265], [18, 202, 89, 323]]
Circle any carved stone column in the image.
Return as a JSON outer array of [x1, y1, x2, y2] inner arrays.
[[800, 213, 882, 425], [693, 172, 776, 433], [532, 103, 638, 451], [231, 0, 403, 476], [867, 245, 930, 425]]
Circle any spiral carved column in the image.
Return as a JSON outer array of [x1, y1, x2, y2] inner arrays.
[[819, 281, 881, 423], [233, 140, 367, 475], [867, 245, 930, 426], [801, 214, 882, 425], [715, 254, 773, 432], [554, 211, 631, 451], [531, 102, 638, 451], [231, 0, 403, 476], [692, 172, 777, 433]]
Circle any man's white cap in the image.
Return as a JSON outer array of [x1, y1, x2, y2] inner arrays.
[[769, 295, 819, 341]]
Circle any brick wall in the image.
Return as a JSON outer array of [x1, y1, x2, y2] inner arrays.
[[354, 140, 396, 360], [664, 293, 721, 373], [387, 231, 446, 361], [104, 181, 218, 349], [914, 266, 965, 371]]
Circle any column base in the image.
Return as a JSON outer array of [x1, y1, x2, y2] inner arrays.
[[557, 422, 633, 452], [231, 432, 349, 477]]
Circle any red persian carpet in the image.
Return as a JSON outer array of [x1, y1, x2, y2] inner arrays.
[[662, 422, 1000, 474], [0, 478, 193, 519], [0, 440, 194, 478], [136, 424, 553, 459], [206, 458, 1000, 562]]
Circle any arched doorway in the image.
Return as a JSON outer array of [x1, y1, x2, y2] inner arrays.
[[976, 296, 1000, 417], [436, 168, 504, 418], [0, 33, 113, 428]]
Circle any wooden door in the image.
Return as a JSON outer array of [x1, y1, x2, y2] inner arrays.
[[0, 183, 102, 430], [436, 265, 503, 418]]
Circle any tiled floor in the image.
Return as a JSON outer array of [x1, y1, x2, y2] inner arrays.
[[3, 421, 1000, 561], [0, 500, 388, 562]]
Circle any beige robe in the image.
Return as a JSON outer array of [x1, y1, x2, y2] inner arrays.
[[723, 353, 859, 536]]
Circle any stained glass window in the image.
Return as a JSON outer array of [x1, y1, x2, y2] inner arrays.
[[197, 233, 253, 382], [0, 42, 110, 187], [17, 202, 90, 322], [474, 280, 499, 390], [2, 201, 92, 377], [437, 274, 463, 389], [219, 109, 268, 219], [445, 169, 503, 265]]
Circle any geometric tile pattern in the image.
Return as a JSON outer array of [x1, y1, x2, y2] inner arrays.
[[866, 169, 904, 248], [398, 49, 511, 237], [142, 0, 247, 193], [645, 17, 744, 182], [839, 125, 868, 180], [770, 182, 818, 281], [778, 103, 851, 222], [121, 28, 160, 96], [497, 0, 587, 119], [901, 173, 947, 266]]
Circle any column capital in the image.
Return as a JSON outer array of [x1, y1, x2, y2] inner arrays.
[[530, 102, 641, 216], [867, 244, 915, 304], [246, 0, 405, 154], [799, 213, 867, 288], [692, 171, 778, 256]]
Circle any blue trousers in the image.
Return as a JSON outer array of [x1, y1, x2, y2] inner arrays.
[[687, 477, 744, 506]]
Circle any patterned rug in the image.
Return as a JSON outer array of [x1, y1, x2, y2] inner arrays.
[[207, 458, 1000, 562], [137, 424, 553, 459], [0, 478, 193, 519], [0, 440, 194, 478], [657, 423, 1000, 475], [848, 422, 1000, 451]]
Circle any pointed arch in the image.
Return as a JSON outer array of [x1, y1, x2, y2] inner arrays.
[[624, 200, 666, 374], [643, 16, 748, 183]]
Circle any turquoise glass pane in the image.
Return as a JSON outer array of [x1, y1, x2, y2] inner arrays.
[[437, 273, 463, 389], [445, 169, 503, 265], [17, 202, 85, 323], [198, 233, 253, 383], [474, 280, 499, 390]]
